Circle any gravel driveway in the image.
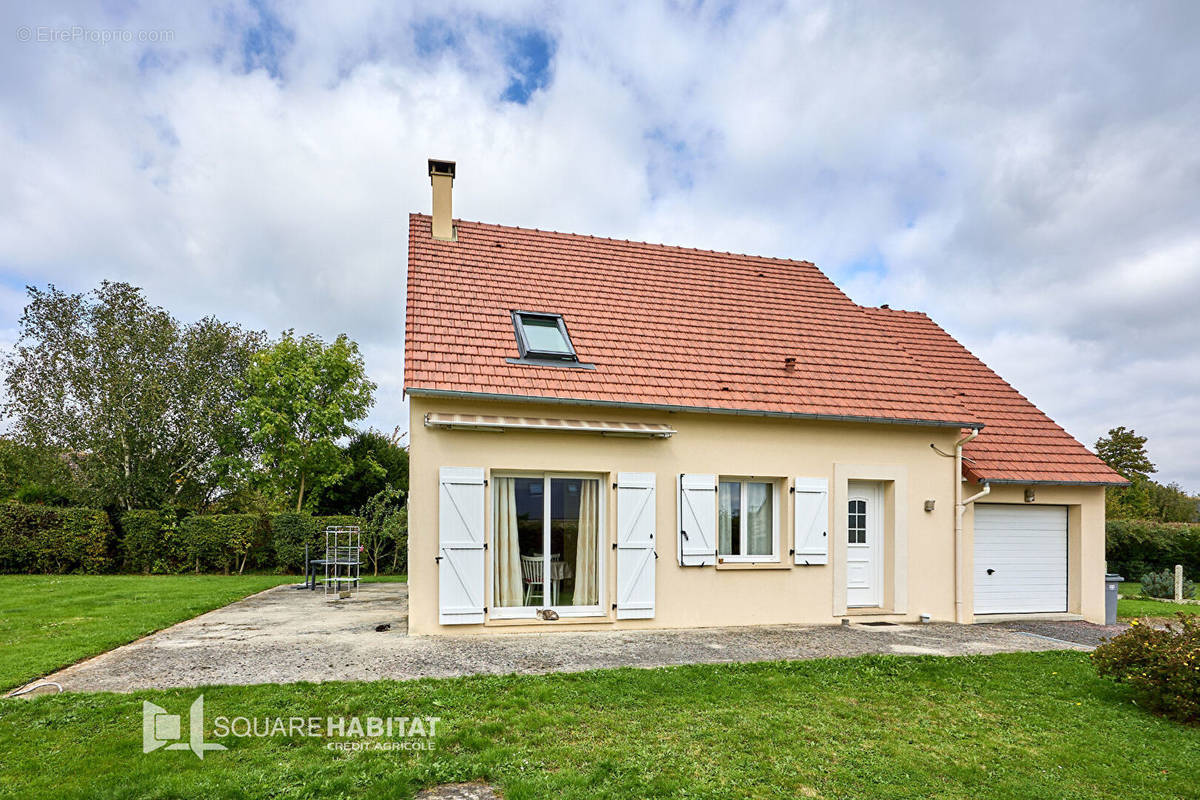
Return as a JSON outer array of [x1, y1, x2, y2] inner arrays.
[[18, 583, 1125, 695]]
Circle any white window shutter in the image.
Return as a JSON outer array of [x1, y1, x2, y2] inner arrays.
[[616, 472, 656, 619], [438, 467, 486, 624], [677, 473, 717, 566], [793, 477, 829, 565]]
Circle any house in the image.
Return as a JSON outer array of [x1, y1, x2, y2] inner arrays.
[[404, 159, 1126, 634]]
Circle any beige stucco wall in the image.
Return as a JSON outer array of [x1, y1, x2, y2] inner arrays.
[[408, 395, 1108, 633]]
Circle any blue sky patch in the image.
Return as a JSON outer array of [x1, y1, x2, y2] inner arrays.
[[239, 0, 294, 79], [843, 251, 889, 282], [500, 27, 554, 104]]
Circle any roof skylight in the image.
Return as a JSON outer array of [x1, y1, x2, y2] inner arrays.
[[512, 311, 578, 362]]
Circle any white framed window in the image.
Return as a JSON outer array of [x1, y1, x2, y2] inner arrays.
[[717, 477, 780, 562], [490, 471, 605, 619]]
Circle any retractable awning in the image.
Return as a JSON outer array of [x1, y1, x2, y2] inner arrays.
[[424, 412, 675, 438]]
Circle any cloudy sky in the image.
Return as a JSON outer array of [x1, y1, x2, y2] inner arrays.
[[2, 1, 1198, 488]]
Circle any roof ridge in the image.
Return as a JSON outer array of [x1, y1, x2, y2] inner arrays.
[[408, 212, 818, 267]]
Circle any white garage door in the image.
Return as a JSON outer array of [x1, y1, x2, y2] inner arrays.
[[974, 505, 1067, 614]]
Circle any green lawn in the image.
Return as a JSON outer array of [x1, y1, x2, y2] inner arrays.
[[0, 575, 295, 691], [1115, 577, 1199, 619], [361, 574, 408, 583], [0, 651, 1196, 799], [1118, 596, 1200, 620]]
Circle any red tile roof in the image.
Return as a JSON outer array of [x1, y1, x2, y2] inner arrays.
[[405, 214, 1125, 485], [861, 307, 1126, 485]]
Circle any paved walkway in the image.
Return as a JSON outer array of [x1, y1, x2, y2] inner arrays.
[[20, 583, 1125, 695]]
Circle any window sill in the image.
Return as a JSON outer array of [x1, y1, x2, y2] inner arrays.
[[505, 357, 596, 370], [715, 561, 790, 570], [484, 615, 614, 628]]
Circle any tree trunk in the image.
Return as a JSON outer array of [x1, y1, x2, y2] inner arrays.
[[296, 471, 306, 512]]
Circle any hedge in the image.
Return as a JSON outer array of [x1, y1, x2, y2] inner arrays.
[[120, 510, 188, 574], [180, 514, 263, 574], [0, 503, 378, 575], [1107, 520, 1200, 582], [271, 513, 364, 572], [0, 502, 112, 573]]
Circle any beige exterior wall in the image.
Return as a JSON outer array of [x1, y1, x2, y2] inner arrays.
[[408, 395, 1108, 634]]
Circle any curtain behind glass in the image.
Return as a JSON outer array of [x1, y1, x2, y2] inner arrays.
[[573, 480, 599, 605], [718, 481, 738, 555], [746, 482, 773, 556], [494, 478, 523, 606]]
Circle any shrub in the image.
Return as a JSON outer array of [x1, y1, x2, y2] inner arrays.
[[0, 502, 112, 573], [270, 513, 364, 573], [1140, 569, 1197, 600], [1106, 520, 1200, 580], [1093, 613, 1200, 723], [358, 486, 406, 576], [179, 514, 262, 574]]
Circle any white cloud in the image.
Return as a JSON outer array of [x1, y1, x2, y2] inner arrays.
[[1, 1, 1198, 487]]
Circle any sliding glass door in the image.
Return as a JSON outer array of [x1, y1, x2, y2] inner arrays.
[[493, 473, 602, 616]]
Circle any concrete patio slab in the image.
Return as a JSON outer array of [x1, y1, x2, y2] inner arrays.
[[17, 583, 1126, 695]]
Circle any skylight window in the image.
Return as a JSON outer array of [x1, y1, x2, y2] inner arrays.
[[512, 311, 578, 362]]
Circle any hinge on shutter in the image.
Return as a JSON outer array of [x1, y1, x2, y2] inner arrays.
[[612, 542, 618, 550], [789, 548, 795, 556], [483, 542, 488, 550], [434, 555, 442, 563], [790, 486, 795, 494], [612, 482, 618, 489], [611, 603, 617, 610], [653, 551, 658, 559]]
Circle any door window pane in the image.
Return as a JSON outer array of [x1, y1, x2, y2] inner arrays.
[[848, 499, 867, 545], [550, 478, 599, 606], [495, 477, 544, 607], [495, 475, 600, 610]]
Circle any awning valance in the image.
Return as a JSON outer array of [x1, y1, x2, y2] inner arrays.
[[424, 412, 675, 438]]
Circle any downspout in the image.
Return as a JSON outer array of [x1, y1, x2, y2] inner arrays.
[[954, 429, 988, 623]]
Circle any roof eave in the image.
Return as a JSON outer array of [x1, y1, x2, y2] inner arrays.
[[973, 477, 1131, 488], [404, 387, 984, 430]]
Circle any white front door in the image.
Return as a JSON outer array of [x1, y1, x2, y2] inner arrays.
[[846, 481, 883, 607]]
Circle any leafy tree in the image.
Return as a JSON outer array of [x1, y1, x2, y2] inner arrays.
[[357, 485, 407, 576], [0, 437, 83, 506], [1148, 481, 1200, 523], [2, 283, 263, 510], [1097, 426, 1198, 522], [1096, 426, 1156, 481], [241, 331, 375, 511], [315, 428, 408, 515], [1106, 476, 1154, 521]]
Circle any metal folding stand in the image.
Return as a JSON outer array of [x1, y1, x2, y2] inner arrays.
[[322, 525, 361, 599]]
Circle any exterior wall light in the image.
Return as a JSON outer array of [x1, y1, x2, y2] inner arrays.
[[1024, 488, 1036, 503], [924, 499, 936, 512]]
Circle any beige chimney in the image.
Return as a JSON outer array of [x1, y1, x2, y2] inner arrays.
[[427, 158, 456, 240]]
